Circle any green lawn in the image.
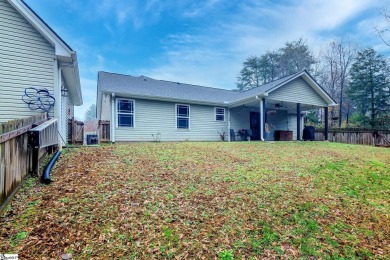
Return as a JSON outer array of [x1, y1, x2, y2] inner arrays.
[[1, 142, 389, 259]]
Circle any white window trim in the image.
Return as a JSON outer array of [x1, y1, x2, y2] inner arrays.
[[116, 98, 135, 128], [175, 104, 190, 130], [215, 107, 226, 122]]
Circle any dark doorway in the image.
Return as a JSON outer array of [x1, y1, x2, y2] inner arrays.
[[250, 112, 260, 140]]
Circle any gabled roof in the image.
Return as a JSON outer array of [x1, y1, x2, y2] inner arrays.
[[231, 70, 337, 105], [98, 71, 237, 105], [97, 70, 336, 107], [7, 0, 82, 106]]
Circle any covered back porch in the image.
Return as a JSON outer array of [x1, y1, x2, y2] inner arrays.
[[226, 71, 336, 142], [227, 99, 330, 141]]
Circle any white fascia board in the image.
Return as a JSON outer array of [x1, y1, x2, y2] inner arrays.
[[107, 92, 229, 107], [8, 0, 73, 57], [228, 93, 267, 108], [61, 60, 82, 106]]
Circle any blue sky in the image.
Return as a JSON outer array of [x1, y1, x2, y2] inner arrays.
[[24, 0, 390, 120]]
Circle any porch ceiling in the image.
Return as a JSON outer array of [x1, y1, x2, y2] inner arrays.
[[232, 98, 324, 113]]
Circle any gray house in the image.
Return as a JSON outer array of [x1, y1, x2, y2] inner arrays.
[[97, 70, 336, 142], [0, 0, 82, 146]]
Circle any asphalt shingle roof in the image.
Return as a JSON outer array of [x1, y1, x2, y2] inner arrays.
[[98, 71, 304, 105]]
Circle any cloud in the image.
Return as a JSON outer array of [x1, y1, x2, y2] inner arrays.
[[138, 0, 388, 92], [43, 0, 389, 119], [182, 0, 221, 17]]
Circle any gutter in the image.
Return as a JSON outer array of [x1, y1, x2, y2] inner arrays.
[[59, 54, 83, 106], [228, 93, 269, 108], [105, 91, 230, 107]]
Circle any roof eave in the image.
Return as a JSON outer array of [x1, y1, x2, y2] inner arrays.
[[61, 53, 82, 106], [102, 91, 229, 107]]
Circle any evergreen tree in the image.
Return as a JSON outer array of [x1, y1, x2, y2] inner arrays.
[[236, 38, 316, 91], [278, 38, 316, 77], [347, 48, 390, 128], [236, 56, 262, 91], [84, 104, 97, 121]]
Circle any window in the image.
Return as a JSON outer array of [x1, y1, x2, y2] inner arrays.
[[215, 107, 225, 121], [176, 104, 190, 129], [117, 99, 134, 127]]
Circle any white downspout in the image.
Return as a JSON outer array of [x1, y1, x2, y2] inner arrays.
[[54, 61, 63, 150], [111, 93, 115, 143]]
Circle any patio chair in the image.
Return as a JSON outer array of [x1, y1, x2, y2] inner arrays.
[[247, 129, 253, 141], [230, 129, 236, 141]]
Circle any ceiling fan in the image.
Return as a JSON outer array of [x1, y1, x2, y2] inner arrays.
[[275, 102, 288, 109]]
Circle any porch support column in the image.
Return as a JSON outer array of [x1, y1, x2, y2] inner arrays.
[[259, 98, 265, 141], [262, 98, 266, 141], [324, 107, 329, 141], [111, 93, 115, 143], [297, 103, 301, 141], [227, 108, 231, 142]]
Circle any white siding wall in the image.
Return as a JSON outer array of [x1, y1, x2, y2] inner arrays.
[[60, 76, 72, 145], [115, 98, 228, 141], [229, 108, 252, 132], [101, 94, 111, 120], [268, 78, 328, 107], [287, 114, 304, 140], [267, 109, 288, 141], [0, 0, 55, 123]]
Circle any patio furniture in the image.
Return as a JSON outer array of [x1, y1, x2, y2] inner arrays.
[[247, 129, 253, 141], [230, 129, 236, 141], [274, 130, 293, 141]]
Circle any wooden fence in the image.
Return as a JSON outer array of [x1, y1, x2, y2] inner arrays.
[[98, 120, 110, 143], [0, 113, 48, 210], [315, 128, 390, 146], [68, 118, 84, 145]]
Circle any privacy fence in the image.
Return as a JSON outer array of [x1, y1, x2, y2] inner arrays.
[[0, 113, 48, 213], [98, 120, 110, 143], [315, 128, 390, 147], [67, 118, 84, 145]]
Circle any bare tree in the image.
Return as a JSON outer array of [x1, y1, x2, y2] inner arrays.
[[376, 8, 390, 46], [321, 38, 356, 127]]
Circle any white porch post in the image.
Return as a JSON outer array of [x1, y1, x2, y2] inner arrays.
[[111, 93, 115, 143], [227, 108, 231, 142], [259, 98, 265, 141]]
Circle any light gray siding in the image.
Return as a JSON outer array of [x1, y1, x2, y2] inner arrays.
[[115, 98, 228, 141], [268, 78, 328, 107], [266, 109, 288, 141], [287, 114, 304, 140], [0, 0, 55, 123], [101, 93, 111, 120], [229, 108, 252, 133]]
